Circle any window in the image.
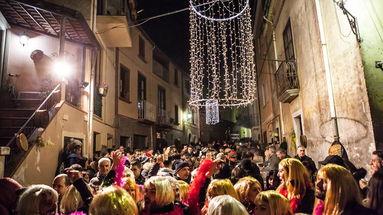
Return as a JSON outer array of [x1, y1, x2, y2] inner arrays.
[[120, 65, 130, 101], [174, 69, 179, 86], [137, 73, 146, 101], [138, 36, 145, 61], [158, 86, 166, 110], [283, 19, 295, 61], [174, 105, 179, 125], [191, 108, 196, 125]]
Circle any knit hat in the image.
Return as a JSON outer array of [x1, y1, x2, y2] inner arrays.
[[175, 161, 189, 173]]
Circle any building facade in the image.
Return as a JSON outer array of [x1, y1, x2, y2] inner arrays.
[[0, 0, 199, 185], [254, 0, 382, 169]]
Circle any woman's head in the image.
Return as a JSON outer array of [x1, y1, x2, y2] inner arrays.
[[177, 180, 189, 202], [234, 176, 262, 204], [144, 176, 175, 208], [254, 190, 292, 215], [207, 179, 239, 201], [123, 177, 139, 202], [89, 185, 138, 215], [60, 185, 84, 214], [17, 184, 58, 215], [266, 170, 280, 190], [277, 158, 310, 198], [367, 170, 383, 213], [207, 195, 249, 215], [315, 164, 361, 215]]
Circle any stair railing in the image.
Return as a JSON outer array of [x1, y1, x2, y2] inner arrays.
[[5, 83, 61, 176]]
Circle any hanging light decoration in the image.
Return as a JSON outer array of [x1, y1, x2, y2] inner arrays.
[[205, 99, 219, 125], [189, 0, 256, 108]]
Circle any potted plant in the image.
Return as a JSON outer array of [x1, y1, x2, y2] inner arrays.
[[98, 82, 109, 96]]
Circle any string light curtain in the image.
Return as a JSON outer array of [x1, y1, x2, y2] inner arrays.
[[189, 0, 256, 108]]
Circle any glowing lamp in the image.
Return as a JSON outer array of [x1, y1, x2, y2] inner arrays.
[[54, 60, 72, 78], [19, 33, 29, 46]]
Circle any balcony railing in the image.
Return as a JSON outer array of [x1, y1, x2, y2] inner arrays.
[[275, 61, 299, 103], [153, 60, 169, 82], [157, 109, 170, 125], [138, 100, 156, 122]]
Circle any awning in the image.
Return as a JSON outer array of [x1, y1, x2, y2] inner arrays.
[[0, 0, 99, 48]]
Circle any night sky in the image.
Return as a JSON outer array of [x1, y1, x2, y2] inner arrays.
[[136, 0, 190, 71]]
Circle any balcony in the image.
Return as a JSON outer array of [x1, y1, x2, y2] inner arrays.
[[96, 16, 132, 47], [275, 61, 299, 103], [137, 100, 155, 122], [157, 109, 171, 126]]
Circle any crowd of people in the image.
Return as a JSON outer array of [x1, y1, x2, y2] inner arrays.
[[0, 139, 383, 215]]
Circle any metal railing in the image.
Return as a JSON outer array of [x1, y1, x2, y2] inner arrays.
[[5, 83, 61, 176], [138, 100, 156, 122], [157, 108, 169, 125], [275, 61, 299, 96]]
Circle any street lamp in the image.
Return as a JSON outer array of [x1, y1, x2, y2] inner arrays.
[[333, 0, 360, 42]]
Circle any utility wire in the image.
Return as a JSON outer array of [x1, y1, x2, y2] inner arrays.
[[95, 0, 242, 34]]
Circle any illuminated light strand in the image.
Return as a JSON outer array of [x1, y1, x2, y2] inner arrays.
[[189, 0, 257, 108]]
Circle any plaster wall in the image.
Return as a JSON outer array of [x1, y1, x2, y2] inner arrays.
[[12, 103, 88, 186], [256, 0, 375, 170]]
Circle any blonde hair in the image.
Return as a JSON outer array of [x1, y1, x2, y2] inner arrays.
[[145, 176, 175, 207], [234, 176, 262, 204], [89, 185, 138, 215], [123, 177, 140, 202], [178, 180, 190, 202], [276, 158, 310, 199], [255, 190, 292, 215], [208, 195, 249, 215], [207, 179, 239, 201], [60, 185, 84, 213], [17, 184, 58, 215], [315, 164, 361, 215]]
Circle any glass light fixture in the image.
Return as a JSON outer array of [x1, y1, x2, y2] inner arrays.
[[19, 32, 29, 46]]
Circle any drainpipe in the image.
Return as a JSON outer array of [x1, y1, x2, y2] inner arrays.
[[314, 0, 340, 138]]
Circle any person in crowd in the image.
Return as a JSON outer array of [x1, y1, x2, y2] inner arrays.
[[365, 169, 383, 214], [175, 161, 191, 183], [131, 159, 145, 185], [207, 195, 249, 215], [314, 164, 376, 215], [277, 158, 314, 214], [294, 145, 317, 174], [89, 185, 138, 215], [123, 177, 140, 203], [254, 190, 292, 215], [202, 179, 239, 214], [263, 145, 280, 172], [16, 184, 58, 215], [370, 150, 383, 174], [231, 159, 264, 188], [265, 170, 280, 190], [90, 157, 112, 187], [0, 177, 23, 215], [141, 176, 186, 215], [64, 139, 85, 168], [60, 184, 85, 214], [178, 180, 190, 203], [276, 148, 290, 160], [234, 176, 262, 214], [52, 174, 70, 213]]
